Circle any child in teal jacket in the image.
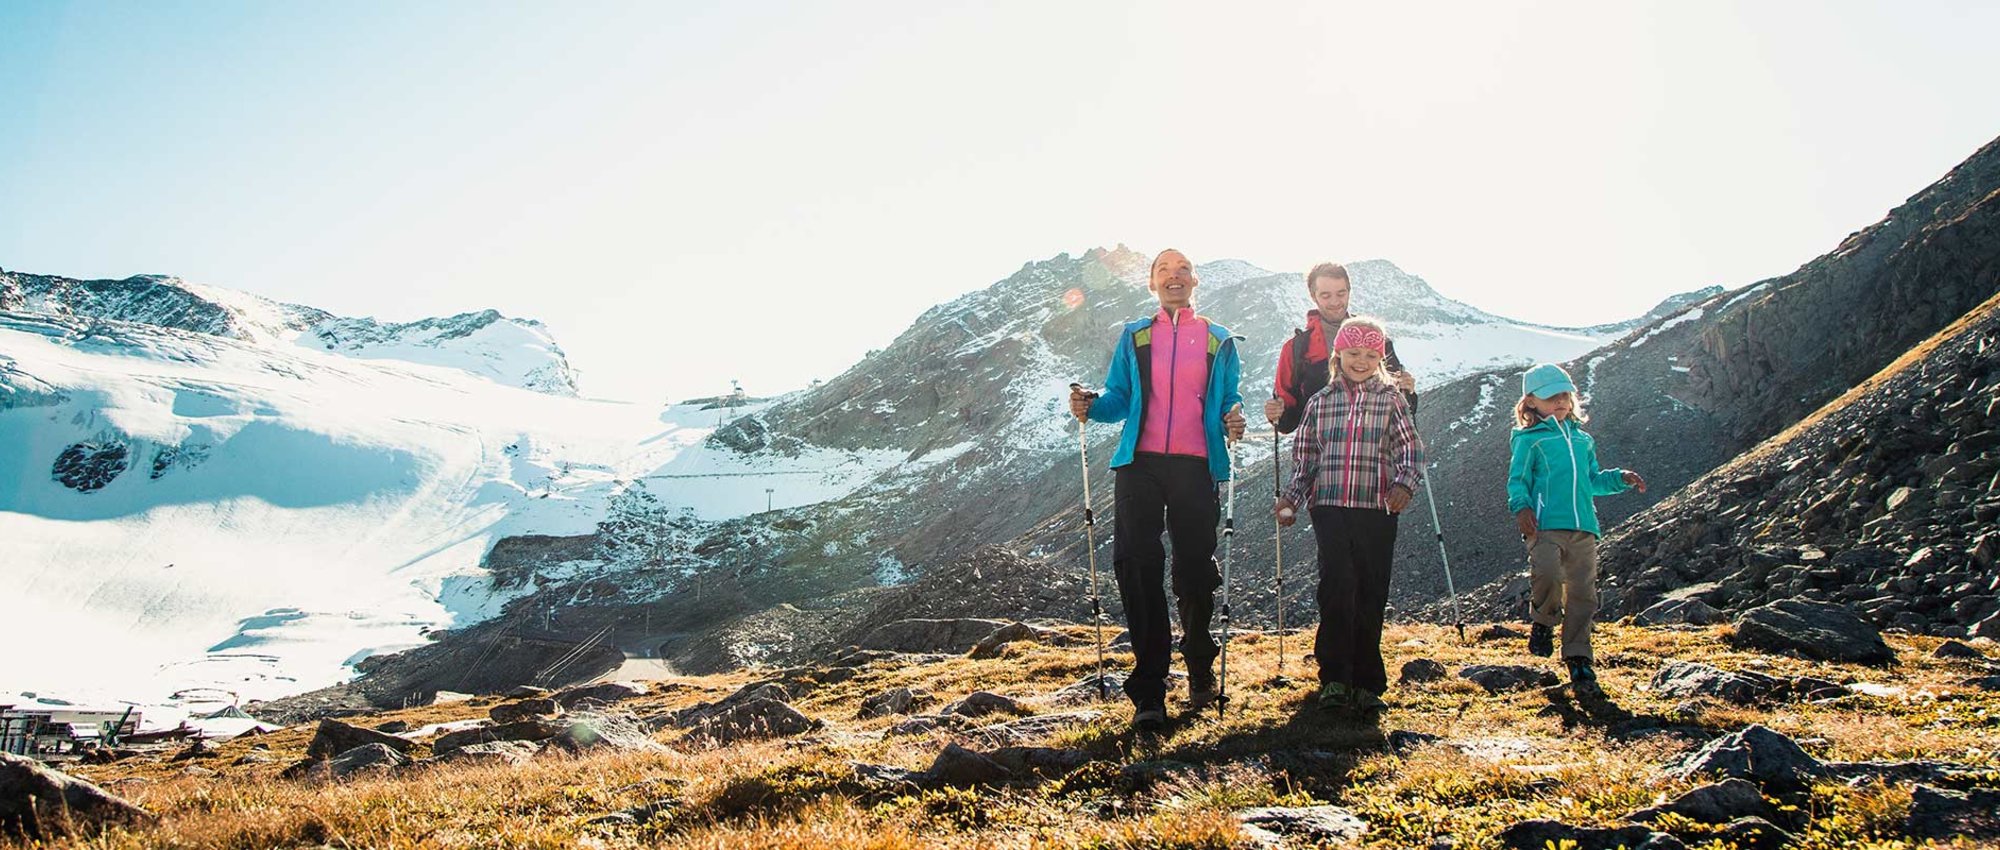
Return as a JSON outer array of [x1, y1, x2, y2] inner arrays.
[[1506, 363, 1647, 697]]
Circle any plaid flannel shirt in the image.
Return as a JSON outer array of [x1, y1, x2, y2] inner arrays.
[[1283, 375, 1425, 511]]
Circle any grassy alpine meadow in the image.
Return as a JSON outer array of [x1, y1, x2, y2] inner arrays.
[[18, 622, 2000, 849]]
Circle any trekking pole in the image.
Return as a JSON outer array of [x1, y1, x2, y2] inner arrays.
[[1270, 393, 1290, 683], [1217, 403, 1242, 719], [1420, 462, 1467, 643], [1068, 383, 1110, 700]]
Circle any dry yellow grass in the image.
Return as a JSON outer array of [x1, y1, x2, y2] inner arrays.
[[14, 622, 1999, 849]]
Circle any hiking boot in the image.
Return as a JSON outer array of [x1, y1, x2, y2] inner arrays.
[[1352, 689, 1388, 717], [1132, 703, 1167, 733], [1188, 670, 1219, 710], [1316, 682, 1354, 713], [1528, 623, 1555, 658], [1565, 656, 1603, 698]]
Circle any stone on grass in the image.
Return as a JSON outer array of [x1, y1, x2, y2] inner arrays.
[[490, 697, 563, 724], [1235, 805, 1368, 848], [0, 752, 153, 840], [1904, 784, 2000, 840], [554, 681, 649, 710], [941, 691, 1027, 718], [1498, 819, 1685, 850], [1667, 724, 1825, 789], [1628, 778, 1769, 824], [927, 743, 1012, 786], [967, 621, 1060, 659], [307, 718, 416, 759], [1635, 597, 1724, 627], [688, 698, 818, 745], [1459, 664, 1560, 693], [1398, 659, 1448, 684], [1649, 661, 1787, 705], [1729, 598, 1894, 664], [433, 718, 569, 756]]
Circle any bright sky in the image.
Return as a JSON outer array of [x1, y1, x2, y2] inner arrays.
[[3, 2, 1996, 403]]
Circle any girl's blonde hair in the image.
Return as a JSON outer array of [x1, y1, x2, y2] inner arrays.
[[1332, 316, 1392, 383], [1515, 391, 1589, 428]]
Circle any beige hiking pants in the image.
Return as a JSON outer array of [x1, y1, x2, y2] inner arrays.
[[1528, 529, 1599, 662]]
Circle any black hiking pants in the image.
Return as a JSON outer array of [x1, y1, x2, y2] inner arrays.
[[1112, 453, 1222, 708], [1309, 506, 1399, 694]]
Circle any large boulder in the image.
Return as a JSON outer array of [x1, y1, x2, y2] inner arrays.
[[1729, 598, 1895, 664], [941, 691, 1029, 718], [967, 621, 1064, 659], [1649, 661, 1787, 705], [0, 752, 154, 840], [306, 718, 416, 759], [489, 697, 563, 724], [553, 681, 649, 710], [1628, 778, 1770, 824], [540, 712, 666, 755], [1635, 597, 1724, 627], [860, 618, 1011, 654], [1904, 784, 2000, 840], [857, 687, 934, 719], [433, 718, 569, 756], [431, 740, 538, 768], [326, 743, 408, 780], [927, 743, 1012, 786], [1667, 725, 1827, 789], [687, 698, 819, 745]]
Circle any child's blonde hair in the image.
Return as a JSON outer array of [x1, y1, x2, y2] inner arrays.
[[1514, 391, 1589, 428]]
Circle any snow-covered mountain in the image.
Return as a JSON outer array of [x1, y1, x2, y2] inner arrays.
[[0, 271, 581, 397]]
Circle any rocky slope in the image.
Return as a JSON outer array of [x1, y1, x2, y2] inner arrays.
[[1592, 289, 2000, 638]]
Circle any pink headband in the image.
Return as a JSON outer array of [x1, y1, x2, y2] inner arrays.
[[1332, 324, 1386, 355]]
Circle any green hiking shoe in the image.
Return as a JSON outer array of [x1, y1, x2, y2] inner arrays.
[[1316, 682, 1354, 712]]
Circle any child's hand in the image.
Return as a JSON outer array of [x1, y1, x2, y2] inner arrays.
[[1516, 508, 1537, 540], [1623, 470, 1647, 493], [1386, 485, 1413, 514], [1275, 497, 1298, 527]]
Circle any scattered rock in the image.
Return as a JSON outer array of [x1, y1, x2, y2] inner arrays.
[[554, 681, 649, 710], [1386, 730, 1443, 755], [967, 621, 1062, 659], [373, 720, 412, 734], [232, 753, 275, 766], [1459, 664, 1560, 693], [429, 691, 475, 705], [687, 698, 819, 745], [941, 691, 1028, 718], [986, 746, 1093, 778], [1476, 624, 1527, 642], [307, 718, 417, 760], [1961, 675, 2000, 691], [179, 766, 218, 778], [1235, 805, 1369, 848], [1628, 778, 1769, 824], [433, 718, 569, 756], [541, 713, 667, 755], [857, 687, 932, 719], [326, 743, 408, 780], [860, 618, 1012, 654], [0, 753, 154, 839], [586, 797, 679, 827], [1667, 725, 1826, 789], [1933, 640, 1988, 660], [1729, 598, 1895, 664], [1904, 784, 2000, 840], [490, 698, 564, 725], [1789, 675, 1846, 700], [1399, 659, 1448, 684], [1649, 661, 1787, 705], [927, 743, 1012, 786], [507, 685, 554, 699], [1498, 819, 1685, 850], [432, 740, 538, 768], [1635, 597, 1725, 627], [850, 762, 927, 787]]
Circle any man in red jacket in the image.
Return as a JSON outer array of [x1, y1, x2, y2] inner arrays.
[[1264, 263, 1420, 431]]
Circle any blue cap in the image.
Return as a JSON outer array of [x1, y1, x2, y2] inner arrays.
[[1522, 363, 1576, 398]]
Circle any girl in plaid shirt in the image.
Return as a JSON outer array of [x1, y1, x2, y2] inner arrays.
[[1274, 316, 1425, 717]]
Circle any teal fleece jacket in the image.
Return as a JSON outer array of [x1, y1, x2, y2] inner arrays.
[[1506, 416, 1630, 537], [1086, 315, 1242, 483]]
